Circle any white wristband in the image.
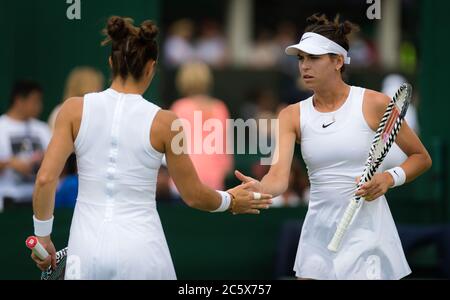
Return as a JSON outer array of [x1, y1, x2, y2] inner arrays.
[[386, 167, 406, 188], [33, 215, 54, 237], [211, 191, 232, 213]]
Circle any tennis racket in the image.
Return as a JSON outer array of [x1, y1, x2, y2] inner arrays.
[[327, 83, 412, 252], [26, 236, 68, 280]]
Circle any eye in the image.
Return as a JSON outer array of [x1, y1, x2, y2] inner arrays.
[[310, 55, 320, 60], [297, 55, 304, 61]]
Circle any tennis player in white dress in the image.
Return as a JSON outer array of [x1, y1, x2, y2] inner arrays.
[[30, 16, 272, 279], [235, 14, 432, 279]]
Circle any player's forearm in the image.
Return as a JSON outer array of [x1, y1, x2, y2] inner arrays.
[[182, 182, 222, 212], [32, 173, 58, 221], [401, 151, 432, 183], [260, 172, 288, 197]]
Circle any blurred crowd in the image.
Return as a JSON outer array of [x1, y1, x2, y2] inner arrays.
[[162, 18, 382, 73]]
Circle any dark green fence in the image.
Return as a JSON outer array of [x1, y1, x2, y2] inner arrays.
[[0, 199, 445, 280]]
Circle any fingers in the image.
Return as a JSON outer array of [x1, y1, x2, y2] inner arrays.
[[51, 253, 57, 270], [371, 192, 383, 200], [35, 256, 51, 271], [251, 199, 272, 206], [235, 170, 252, 183], [252, 203, 271, 210], [240, 181, 256, 190], [260, 193, 272, 200], [31, 252, 38, 263], [245, 209, 261, 215], [31, 251, 52, 271], [356, 184, 383, 201], [356, 180, 374, 197], [364, 185, 378, 198]]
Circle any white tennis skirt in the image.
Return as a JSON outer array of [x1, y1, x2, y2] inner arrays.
[[65, 201, 177, 280]]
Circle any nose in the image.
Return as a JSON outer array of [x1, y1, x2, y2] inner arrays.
[[299, 60, 310, 73]]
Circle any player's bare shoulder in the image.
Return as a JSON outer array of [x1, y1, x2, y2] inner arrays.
[[60, 97, 83, 115], [363, 89, 391, 131], [364, 89, 391, 114], [154, 109, 179, 130], [279, 103, 300, 123], [151, 109, 182, 153], [278, 103, 301, 141], [57, 97, 84, 125]]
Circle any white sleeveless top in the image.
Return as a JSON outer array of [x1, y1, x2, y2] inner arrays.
[[294, 86, 411, 280], [66, 89, 176, 279]]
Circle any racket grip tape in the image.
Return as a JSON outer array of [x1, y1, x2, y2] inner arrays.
[[26, 236, 49, 260], [327, 199, 359, 252]]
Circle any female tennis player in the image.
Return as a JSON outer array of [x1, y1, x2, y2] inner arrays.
[[235, 14, 432, 279], [30, 16, 272, 279]]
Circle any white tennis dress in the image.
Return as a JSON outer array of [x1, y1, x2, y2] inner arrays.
[[65, 89, 176, 280], [294, 86, 411, 280]]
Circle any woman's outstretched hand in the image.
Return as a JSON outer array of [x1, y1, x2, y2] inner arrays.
[[234, 170, 263, 193], [227, 181, 272, 215]]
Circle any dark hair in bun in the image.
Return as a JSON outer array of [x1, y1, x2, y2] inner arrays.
[[102, 16, 159, 81], [304, 13, 359, 73]]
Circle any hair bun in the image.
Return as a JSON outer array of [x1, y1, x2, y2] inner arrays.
[[107, 16, 129, 41], [306, 13, 329, 26], [139, 20, 159, 42], [337, 20, 356, 36]]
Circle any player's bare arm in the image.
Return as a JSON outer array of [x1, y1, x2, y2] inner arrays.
[[357, 90, 432, 200], [234, 103, 299, 197], [152, 109, 273, 214]]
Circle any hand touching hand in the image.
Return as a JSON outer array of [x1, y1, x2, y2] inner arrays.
[[234, 170, 263, 193], [227, 181, 272, 215]]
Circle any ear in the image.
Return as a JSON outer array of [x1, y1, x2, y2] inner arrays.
[[145, 60, 156, 77], [335, 55, 344, 72], [108, 56, 113, 68]]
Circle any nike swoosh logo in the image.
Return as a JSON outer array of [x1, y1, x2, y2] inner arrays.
[[300, 36, 312, 42], [322, 121, 335, 129], [393, 170, 398, 176]]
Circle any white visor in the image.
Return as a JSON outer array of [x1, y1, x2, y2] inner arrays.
[[285, 32, 351, 64]]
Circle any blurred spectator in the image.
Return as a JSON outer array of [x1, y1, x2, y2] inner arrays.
[[195, 19, 229, 68], [382, 73, 419, 133], [248, 29, 280, 69], [254, 89, 280, 139], [170, 62, 233, 191], [280, 76, 313, 106], [274, 21, 299, 78], [48, 66, 104, 131], [55, 153, 78, 208], [163, 19, 196, 68], [347, 30, 378, 67], [381, 73, 420, 170], [0, 80, 51, 206]]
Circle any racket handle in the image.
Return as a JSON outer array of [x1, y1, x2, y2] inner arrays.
[[26, 236, 49, 260], [328, 199, 359, 252]]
